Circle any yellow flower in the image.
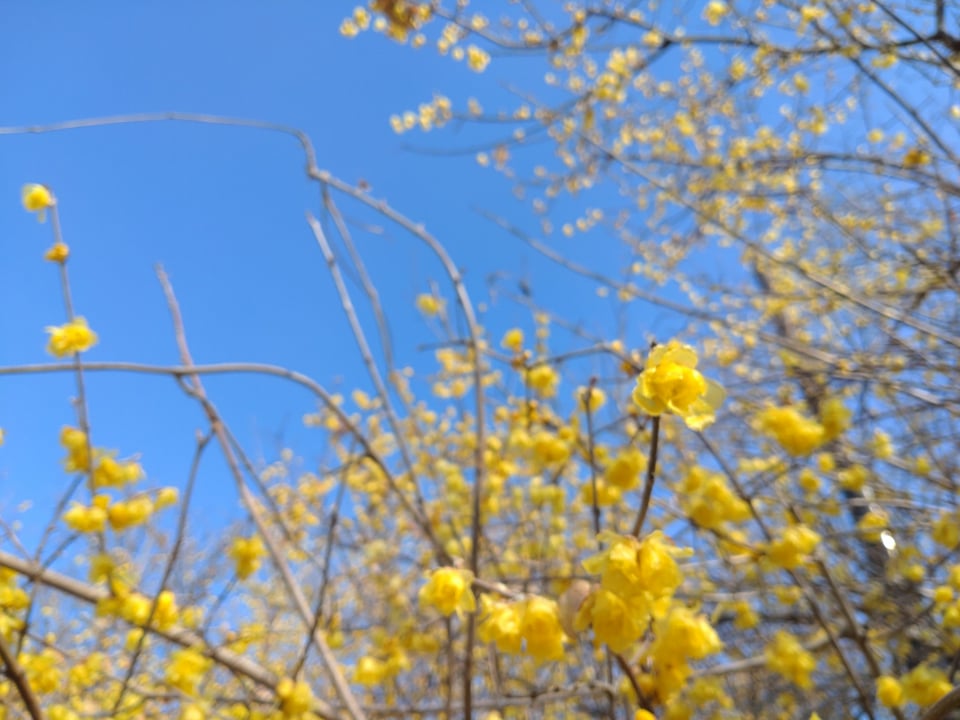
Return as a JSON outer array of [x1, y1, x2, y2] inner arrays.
[[276, 677, 313, 717], [156, 486, 180, 510], [527, 363, 559, 397], [704, 0, 728, 26], [649, 606, 723, 697], [22, 649, 62, 694], [44, 242, 70, 263], [755, 405, 824, 456], [765, 631, 816, 688], [416, 293, 442, 316], [501, 328, 524, 352], [91, 455, 142, 488], [419, 567, 475, 617], [166, 647, 211, 695], [900, 664, 951, 707], [46, 317, 98, 357], [520, 595, 566, 662], [583, 531, 683, 603], [478, 596, 522, 654], [22, 183, 54, 221], [60, 426, 90, 472], [576, 385, 606, 412], [818, 397, 850, 440], [63, 502, 107, 533], [229, 535, 267, 579], [604, 448, 646, 490], [766, 524, 821, 569], [577, 587, 646, 653], [467, 45, 490, 72], [632, 340, 724, 429], [354, 656, 388, 686], [107, 497, 154, 531], [876, 675, 903, 708]]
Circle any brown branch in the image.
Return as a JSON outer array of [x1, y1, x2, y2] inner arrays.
[[0, 633, 44, 720]]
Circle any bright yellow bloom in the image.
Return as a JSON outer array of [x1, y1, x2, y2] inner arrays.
[[876, 675, 903, 708], [577, 587, 646, 653], [60, 426, 90, 472], [354, 656, 389, 686], [479, 596, 522, 654], [156, 486, 180, 509], [520, 595, 566, 662], [649, 606, 723, 697], [755, 405, 824, 455], [932, 511, 960, 547], [583, 531, 683, 603], [527, 363, 559, 397], [765, 631, 816, 688], [63, 502, 107, 533], [229, 535, 267, 579], [22, 183, 54, 221], [766, 524, 821, 569], [46, 317, 98, 357], [679, 466, 751, 529], [107, 496, 154, 531], [91, 455, 142, 488], [632, 340, 724, 430], [501, 328, 524, 352], [576, 385, 606, 412], [44, 242, 70, 263], [704, 1, 728, 26], [22, 649, 62, 694], [277, 677, 314, 717], [604, 448, 646, 490], [166, 647, 211, 695], [467, 45, 490, 72], [900, 664, 952, 706], [419, 567, 475, 617], [416, 293, 442, 316]]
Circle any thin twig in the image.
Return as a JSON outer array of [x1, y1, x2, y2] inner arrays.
[[631, 416, 660, 538], [0, 633, 44, 720], [154, 266, 367, 720]]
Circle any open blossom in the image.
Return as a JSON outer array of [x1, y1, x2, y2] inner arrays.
[[46, 317, 98, 357], [418, 566, 475, 617], [755, 405, 825, 455], [519, 595, 566, 661], [22, 183, 54, 221], [765, 631, 816, 688], [632, 340, 725, 430], [229, 535, 267, 579]]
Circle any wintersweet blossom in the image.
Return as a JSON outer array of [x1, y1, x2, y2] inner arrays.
[[276, 677, 314, 716], [632, 340, 725, 429], [755, 405, 825, 456], [44, 242, 70, 263], [229, 535, 267, 579], [765, 631, 816, 688], [22, 183, 54, 221], [46, 317, 98, 358], [766, 524, 822, 569], [582, 531, 684, 602], [519, 595, 566, 661], [876, 675, 903, 708], [165, 647, 211, 695], [478, 596, 522, 654], [418, 566, 475, 617]]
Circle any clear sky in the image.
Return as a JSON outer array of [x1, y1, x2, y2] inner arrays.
[[0, 2, 691, 547]]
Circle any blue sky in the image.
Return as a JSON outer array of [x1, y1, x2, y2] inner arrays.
[[1, 2, 681, 548]]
